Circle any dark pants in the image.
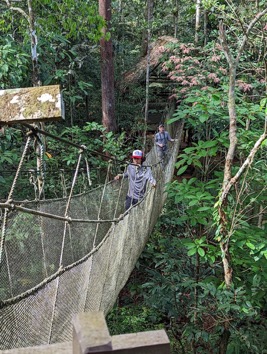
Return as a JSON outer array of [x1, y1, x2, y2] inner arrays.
[[157, 146, 168, 168], [125, 195, 139, 211], [157, 146, 167, 160]]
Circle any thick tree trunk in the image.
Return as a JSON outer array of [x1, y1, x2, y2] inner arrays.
[[99, 0, 116, 132]]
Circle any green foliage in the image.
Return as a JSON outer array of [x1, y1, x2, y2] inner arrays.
[[0, 36, 30, 88], [1, 0, 106, 126], [0, 128, 22, 196], [1, 1, 267, 352], [169, 85, 265, 143], [37, 0, 104, 42], [112, 197, 267, 352], [44, 123, 130, 196], [167, 178, 217, 227], [59, 122, 130, 163], [108, 42, 267, 348], [107, 305, 164, 336], [175, 140, 220, 175], [0, 123, 130, 200]]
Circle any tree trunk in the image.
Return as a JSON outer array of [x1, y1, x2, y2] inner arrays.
[[195, 0, 201, 45], [219, 327, 231, 354], [28, 0, 40, 86], [141, 0, 154, 57], [27, 0, 45, 198], [203, 9, 208, 46], [99, 0, 116, 132], [143, 0, 154, 148], [173, 0, 179, 38], [224, 65, 237, 187]]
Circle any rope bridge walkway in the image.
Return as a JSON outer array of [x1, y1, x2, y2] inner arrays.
[[0, 122, 182, 350]]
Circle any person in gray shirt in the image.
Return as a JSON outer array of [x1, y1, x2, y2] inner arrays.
[[115, 149, 156, 210], [155, 124, 176, 166]]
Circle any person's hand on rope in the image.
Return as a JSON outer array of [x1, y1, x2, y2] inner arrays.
[[114, 174, 122, 180]]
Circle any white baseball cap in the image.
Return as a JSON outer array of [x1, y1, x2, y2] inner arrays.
[[132, 150, 143, 159]]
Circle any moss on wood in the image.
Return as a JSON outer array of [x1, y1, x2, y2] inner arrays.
[[0, 85, 64, 124]]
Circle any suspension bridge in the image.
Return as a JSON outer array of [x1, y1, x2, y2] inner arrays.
[[0, 86, 183, 351]]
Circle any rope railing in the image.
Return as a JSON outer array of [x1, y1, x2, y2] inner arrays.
[[0, 224, 115, 309], [0, 151, 170, 226], [0, 202, 125, 224], [93, 161, 113, 248], [0, 186, 156, 310]]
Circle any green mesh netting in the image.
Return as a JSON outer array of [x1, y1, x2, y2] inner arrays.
[[0, 125, 182, 350]]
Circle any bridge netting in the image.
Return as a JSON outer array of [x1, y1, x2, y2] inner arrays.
[[0, 123, 182, 350]]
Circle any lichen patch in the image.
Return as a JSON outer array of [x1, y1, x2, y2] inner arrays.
[[10, 96, 20, 104], [37, 93, 55, 103]]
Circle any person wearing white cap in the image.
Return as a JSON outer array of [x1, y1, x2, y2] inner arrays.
[[114, 149, 156, 210]]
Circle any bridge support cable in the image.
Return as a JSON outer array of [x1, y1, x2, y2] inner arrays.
[[93, 161, 113, 248], [84, 157, 92, 187], [113, 164, 128, 219], [59, 150, 83, 268]]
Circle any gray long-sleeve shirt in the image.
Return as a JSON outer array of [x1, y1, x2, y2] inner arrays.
[[122, 164, 156, 200]]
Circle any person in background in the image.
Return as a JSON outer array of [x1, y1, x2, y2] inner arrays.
[[154, 123, 176, 166], [114, 149, 156, 211]]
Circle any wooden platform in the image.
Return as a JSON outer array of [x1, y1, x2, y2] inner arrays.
[[0, 85, 64, 124], [0, 312, 170, 354]]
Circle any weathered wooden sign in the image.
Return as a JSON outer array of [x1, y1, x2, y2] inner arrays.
[[0, 85, 64, 124]]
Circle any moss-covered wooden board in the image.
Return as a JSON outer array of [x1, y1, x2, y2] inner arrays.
[[0, 85, 64, 124]]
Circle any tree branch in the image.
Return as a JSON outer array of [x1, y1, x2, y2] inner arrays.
[[237, 7, 267, 64], [3, 0, 30, 22], [219, 21, 234, 67], [221, 130, 267, 203]]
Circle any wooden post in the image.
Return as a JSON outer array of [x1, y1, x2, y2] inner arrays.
[[72, 312, 170, 354], [73, 312, 112, 353]]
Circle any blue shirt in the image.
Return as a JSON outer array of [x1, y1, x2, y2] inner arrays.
[[155, 131, 172, 149]]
